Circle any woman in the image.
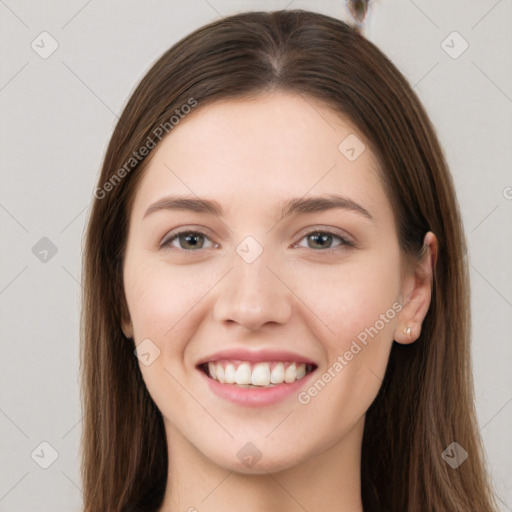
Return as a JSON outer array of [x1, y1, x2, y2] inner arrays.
[[80, 9, 499, 512]]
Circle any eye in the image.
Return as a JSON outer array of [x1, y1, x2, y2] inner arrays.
[[160, 228, 355, 252], [295, 230, 355, 251], [160, 229, 216, 251]]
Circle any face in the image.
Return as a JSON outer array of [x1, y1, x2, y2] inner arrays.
[[121, 91, 427, 474]]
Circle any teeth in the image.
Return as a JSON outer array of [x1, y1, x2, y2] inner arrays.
[[270, 362, 284, 384], [205, 361, 311, 386], [224, 363, 236, 384], [208, 362, 216, 380], [252, 363, 271, 386], [284, 362, 296, 383], [235, 362, 252, 385], [296, 364, 306, 380]]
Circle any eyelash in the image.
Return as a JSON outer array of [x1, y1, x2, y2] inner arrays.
[[160, 228, 356, 252]]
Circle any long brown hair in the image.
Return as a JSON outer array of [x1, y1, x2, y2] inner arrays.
[[80, 9, 499, 512]]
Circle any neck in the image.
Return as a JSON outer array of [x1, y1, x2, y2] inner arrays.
[[157, 417, 365, 512]]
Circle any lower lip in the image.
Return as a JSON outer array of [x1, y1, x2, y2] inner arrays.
[[197, 368, 316, 407]]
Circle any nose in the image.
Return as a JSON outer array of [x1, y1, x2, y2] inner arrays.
[[212, 248, 292, 331]]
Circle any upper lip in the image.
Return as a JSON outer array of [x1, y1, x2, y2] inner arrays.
[[196, 348, 317, 367]]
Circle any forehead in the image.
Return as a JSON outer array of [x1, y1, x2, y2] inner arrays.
[[130, 92, 389, 223]]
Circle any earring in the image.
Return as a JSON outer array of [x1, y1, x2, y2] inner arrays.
[[405, 326, 412, 337]]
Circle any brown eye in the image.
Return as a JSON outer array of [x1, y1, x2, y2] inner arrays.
[[295, 230, 355, 251], [308, 232, 337, 250], [161, 230, 216, 251], [176, 232, 205, 250]]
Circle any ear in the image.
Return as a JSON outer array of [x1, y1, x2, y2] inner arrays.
[[394, 231, 438, 344], [121, 318, 134, 340], [120, 294, 134, 339]]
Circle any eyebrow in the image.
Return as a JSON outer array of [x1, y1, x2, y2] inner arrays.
[[143, 194, 375, 222]]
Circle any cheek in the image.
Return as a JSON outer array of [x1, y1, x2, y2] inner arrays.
[[123, 259, 213, 404], [124, 258, 216, 345], [292, 251, 401, 422], [293, 252, 402, 349]]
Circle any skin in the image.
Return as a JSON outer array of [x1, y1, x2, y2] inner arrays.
[[121, 91, 437, 512]]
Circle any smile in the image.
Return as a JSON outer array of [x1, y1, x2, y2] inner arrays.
[[198, 360, 317, 387]]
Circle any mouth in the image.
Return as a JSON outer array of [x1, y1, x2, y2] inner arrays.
[[197, 360, 318, 388]]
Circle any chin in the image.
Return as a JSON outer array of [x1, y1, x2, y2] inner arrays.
[[205, 444, 308, 475]]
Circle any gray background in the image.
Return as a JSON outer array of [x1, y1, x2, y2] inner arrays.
[[1, 1, 511, 511]]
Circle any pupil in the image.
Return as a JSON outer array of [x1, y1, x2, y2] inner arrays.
[[181, 233, 203, 249], [310, 233, 331, 249]]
